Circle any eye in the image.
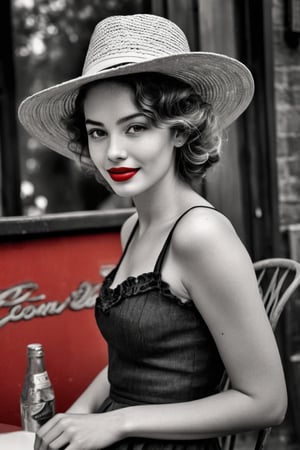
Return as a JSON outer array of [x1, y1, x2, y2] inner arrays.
[[126, 124, 148, 135], [87, 128, 106, 140]]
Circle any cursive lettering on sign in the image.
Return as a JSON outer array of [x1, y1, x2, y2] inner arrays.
[[0, 281, 101, 328]]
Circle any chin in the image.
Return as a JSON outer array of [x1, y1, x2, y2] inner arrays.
[[109, 184, 140, 197]]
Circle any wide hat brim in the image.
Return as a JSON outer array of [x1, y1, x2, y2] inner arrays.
[[18, 52, 254, 169]]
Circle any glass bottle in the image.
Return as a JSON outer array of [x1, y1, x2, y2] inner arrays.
[[20, 343, 55, 432]]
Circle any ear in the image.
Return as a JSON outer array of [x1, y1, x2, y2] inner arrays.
[[174, 130, 188, 148]]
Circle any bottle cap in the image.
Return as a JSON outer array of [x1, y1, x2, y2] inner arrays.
[[27, 343, 44, 357]]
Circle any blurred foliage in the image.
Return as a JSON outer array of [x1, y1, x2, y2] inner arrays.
[[13, 0, 145, 93], [12, 0, 144, 214]]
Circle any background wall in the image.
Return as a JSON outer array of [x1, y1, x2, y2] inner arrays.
[[273, 0, 300, 228]]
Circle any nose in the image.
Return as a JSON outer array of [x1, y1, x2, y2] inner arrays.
[[107, 134, 128, 162]]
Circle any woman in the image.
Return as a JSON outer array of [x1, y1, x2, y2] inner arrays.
[[18, 13, 287, 450]]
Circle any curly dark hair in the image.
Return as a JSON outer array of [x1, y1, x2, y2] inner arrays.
[[61, 72, 222, 188]]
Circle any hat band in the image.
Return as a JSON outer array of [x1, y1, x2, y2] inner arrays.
[[84, 54, 158, 76]]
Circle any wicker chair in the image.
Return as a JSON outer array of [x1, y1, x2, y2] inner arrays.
[[222, 257, 300, 450]]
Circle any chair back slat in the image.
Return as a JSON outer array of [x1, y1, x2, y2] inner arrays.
[[262, 268, 289, 322]]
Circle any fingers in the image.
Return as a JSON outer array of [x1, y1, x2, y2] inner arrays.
[[34, 414, 69, 450], [35, 432, 69, 450], [37, 413, 63, 438]]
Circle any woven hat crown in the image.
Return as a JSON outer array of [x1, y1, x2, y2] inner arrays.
[[83, 14, 191, 76]]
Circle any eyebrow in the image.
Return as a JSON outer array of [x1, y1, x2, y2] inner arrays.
[[85, 113, 146, 127]]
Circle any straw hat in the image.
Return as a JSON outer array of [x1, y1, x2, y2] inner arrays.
[[18, 13, 254, 169]]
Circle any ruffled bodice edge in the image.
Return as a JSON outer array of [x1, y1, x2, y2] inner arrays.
[[96, 269, 195, 314]]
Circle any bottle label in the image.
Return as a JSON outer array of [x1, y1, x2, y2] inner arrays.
[[21, 399, 55, 432], [32, 371, 51, 389], [32, 401, 55, 425]]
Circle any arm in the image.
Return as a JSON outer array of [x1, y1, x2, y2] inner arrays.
[[66, 365, 110, 414], [116, 210, 287, 440]]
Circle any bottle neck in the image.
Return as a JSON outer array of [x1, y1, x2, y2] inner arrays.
[[27, 356, 46, 374]]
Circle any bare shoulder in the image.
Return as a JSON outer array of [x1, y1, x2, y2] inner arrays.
[[171, 206, 254, 275], [172, 207, 239, 253], [120, 212, 138, 249]]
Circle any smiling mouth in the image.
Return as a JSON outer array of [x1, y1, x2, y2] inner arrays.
[[107, 167, 140, 182]]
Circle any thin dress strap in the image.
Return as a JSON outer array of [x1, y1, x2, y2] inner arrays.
[[154, 205, 217, 273], [114, 219, 139, 272]]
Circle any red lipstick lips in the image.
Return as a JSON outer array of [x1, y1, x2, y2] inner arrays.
[[108, 167, 139, 182]]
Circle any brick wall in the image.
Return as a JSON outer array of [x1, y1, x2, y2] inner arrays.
[[273, 0, 300, 227]]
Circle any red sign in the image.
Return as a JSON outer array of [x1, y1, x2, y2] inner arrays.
[[0, 232, 121, 426]]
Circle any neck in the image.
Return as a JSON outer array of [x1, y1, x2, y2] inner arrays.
[[132, 175, 198, 233]]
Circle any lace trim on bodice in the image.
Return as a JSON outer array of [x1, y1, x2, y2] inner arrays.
[[96, 269, 194, 314]]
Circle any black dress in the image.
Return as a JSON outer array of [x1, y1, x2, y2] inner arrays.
[[95, 206, 224, 449]]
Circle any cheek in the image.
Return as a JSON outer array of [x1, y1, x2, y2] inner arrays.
[[139, 136, 175, 164], [152, 142, 175, 167], [88, 144, 104, 166]]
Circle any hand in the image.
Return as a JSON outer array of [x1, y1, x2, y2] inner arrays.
[[34, 411, 125, 450]]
